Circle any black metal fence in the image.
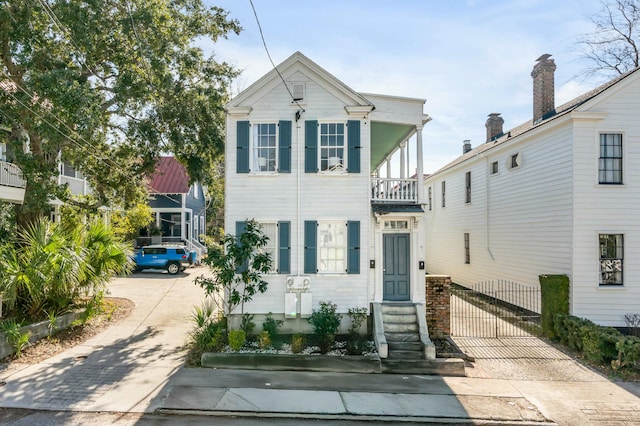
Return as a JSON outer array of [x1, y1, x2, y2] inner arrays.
[[450, 280, 541, 337]]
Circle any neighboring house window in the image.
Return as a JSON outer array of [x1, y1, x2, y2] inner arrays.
[[464, 232, 470, 264], [509, 153, 521, 169], [441, 181, 446, 207], [193, 182, 199, 199], [465, 171, 471, 203], [0, 143, 6, 161], [193, 215, 198, 240], [304, 220, 359, 274], [200, 216, 205, 239], [428, 187, 432, 211], [599, 234, 623, 285], [320, 123, 345, 172], [253, 123, 277, 173], [599, 133, 623, 184], [62, 161, 76, 177], [491, 161, 498, 175]]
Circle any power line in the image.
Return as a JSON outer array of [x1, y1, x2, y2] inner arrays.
[[0, 70, 140, 182], [248, 0, 305, 113]]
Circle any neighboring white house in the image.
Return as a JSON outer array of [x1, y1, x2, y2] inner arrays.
[[424, 54, 640, 327], [225, 52, 431, 342]]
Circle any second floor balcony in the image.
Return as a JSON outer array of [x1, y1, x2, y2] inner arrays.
[[371, 177, 417, 203], [0, 160, 26, 204]]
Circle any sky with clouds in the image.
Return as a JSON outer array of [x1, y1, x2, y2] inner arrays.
[[204, 0, 610, 173]]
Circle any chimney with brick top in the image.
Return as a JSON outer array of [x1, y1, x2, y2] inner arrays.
[[531, 54, 556, 123], [485, 113, 504, 142]]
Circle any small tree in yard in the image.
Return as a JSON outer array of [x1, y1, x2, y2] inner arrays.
[[195, 220, 272, 320]]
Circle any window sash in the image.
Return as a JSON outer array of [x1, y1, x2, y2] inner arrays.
[[599, 234, 623, 285], [441, 181, 446, 207], [253, 123, 277, 172], [599, 133, 622, 184], [318, 221, 346, 273], [320, 123, 345, 172], [464, 233, 470, 264], [465, 172, 471, 203], [260, 222, 278, 273]]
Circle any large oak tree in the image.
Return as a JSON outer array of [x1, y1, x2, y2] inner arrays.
[[0, 0, 239, 229]]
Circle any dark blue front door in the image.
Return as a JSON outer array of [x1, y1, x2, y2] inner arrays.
[[383, 233, 410, 301]]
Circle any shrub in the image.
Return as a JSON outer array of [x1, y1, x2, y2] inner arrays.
[[582, 326, 622, 364], [613, 336, 640, 371], [346, 307, 368, 355], [240, 314, 256, 336], [262, 312, 283, 338], [291, 333, 305, 354], [539, 274, 570, 338], [258, 331, 271, 349], [623, 313, 640, 337], [308, 301, 342, 354], [228, 330, 246, 351], [0, 319, 31, 358]]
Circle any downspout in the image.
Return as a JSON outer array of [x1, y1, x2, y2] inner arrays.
[[481, 154, 495, 260], [296, 113, 302, 275]]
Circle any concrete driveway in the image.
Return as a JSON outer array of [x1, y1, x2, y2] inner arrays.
[[0, 267, 208, 413]]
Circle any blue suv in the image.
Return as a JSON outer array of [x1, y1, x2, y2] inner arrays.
[[132, 245, 190, 274]]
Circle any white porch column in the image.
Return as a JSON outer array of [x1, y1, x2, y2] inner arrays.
[[181, 194, 187, 242], [399, 141, 406, 179], [416, 125, 424, 204], [386, 156, 392, 178]]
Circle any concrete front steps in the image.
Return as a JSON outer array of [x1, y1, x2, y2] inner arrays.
[[378, 303, 464, 375]]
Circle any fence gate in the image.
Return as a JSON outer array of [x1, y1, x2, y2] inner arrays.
[[450, 280, 541, 337]]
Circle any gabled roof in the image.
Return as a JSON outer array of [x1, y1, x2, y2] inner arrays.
[[429, 66, 640, 176], [148, 156, 190, 194], [226, 51, 374, 110]]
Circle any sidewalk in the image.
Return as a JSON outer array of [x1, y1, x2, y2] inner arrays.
[[157, 368, 554, 424], [1, 272, 639, 425]]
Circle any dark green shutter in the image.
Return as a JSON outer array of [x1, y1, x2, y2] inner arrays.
[[279, 121, 292, 173], [304, 220, 317, 273], [347, 221, 360, 274], [305, 120, 318, 173], [235, 221, 248, 272], [278, 221, 291, 274], [237, 121, 250, 173], [347, 120, 361, 173]]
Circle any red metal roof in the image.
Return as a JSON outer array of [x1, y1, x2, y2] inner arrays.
[[147, 156, 190, 194]]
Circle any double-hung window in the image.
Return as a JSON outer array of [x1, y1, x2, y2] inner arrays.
[[260, 222, 278, 273], [465, 171, 471, 203], [320, 123, 345, 172], [318, 221, 346, 273], [464, 232, 470, 264], [599, 133, 622, 184], [599, 234, 623, 285], [253, 123, 277, 173]]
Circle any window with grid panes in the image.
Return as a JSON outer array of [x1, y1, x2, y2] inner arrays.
[[599, 234, 623, 285], [253, 123, 277, 172], [599, 133, 622, 184], [320, 123, 345, 172], [318, 221, 345, 273]]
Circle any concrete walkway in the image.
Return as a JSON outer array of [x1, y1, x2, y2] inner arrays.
[[0, 269, 639, 425]]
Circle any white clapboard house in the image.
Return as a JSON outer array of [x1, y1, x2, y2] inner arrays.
[[225, 52, 435, 358], [424, 54, 640, 327]]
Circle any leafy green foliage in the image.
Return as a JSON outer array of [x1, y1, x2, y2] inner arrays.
[[240, 313, 255, 336], [258, 330, 271, 349], [194, 220, 272, 317], [0, 217, 131, 319], [262, 312, 283, 339], [308, 301, 342, 354], [189, 302, 226, 358], [0, 1, 241, 228], [539, 274, 570, 338], [228, 330, 246, 351], [0, 318, 30, 357], [291, 333, 305, 354], [346, 306, 369, 355]]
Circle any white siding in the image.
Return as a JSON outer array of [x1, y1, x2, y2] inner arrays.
[[425, 122, 574, 301], [226, 70, 370, 315], [571, 80, 640, 326]]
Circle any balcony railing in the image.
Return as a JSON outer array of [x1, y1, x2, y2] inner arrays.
[[60, 175, 92, 196], [0, 161, 26, 189], [371, 177, 418, 203]]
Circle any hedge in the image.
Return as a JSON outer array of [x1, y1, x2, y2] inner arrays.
[[553, 313, 640, 372]]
